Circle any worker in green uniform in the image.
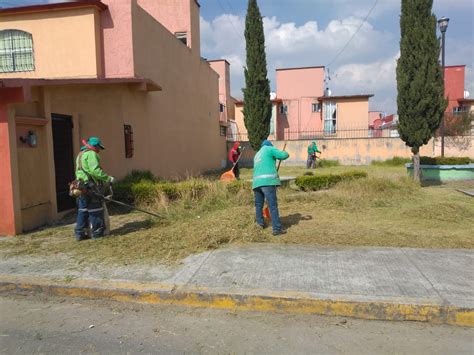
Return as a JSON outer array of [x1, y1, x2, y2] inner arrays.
[[252, 140, 289, 236], [74, 137, 114, 241], [306, 141, 321, 169]]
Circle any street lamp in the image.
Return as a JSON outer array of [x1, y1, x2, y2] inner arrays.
[[438, 16, 449, 157]]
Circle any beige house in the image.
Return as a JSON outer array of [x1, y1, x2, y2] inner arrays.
[[0, 0, 226, 235]]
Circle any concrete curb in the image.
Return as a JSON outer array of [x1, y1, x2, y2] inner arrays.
[[0, 275, 472, 327]]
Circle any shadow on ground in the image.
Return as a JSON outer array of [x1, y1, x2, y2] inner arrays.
[[110, 220, 153, 236], [281, 213, 312, 228]]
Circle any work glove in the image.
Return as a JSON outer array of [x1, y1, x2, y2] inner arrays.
[[109, 176, 115, 184]]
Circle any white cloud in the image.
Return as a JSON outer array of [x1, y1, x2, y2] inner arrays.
[[201, 3, 473, 114], [201, 13, 396, 110], [332, 54, 398, 113]]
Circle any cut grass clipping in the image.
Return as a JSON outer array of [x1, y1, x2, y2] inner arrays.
[[1, 167, 473, 266]]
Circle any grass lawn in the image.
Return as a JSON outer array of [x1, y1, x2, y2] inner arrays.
[[1, 165, 473, 265]]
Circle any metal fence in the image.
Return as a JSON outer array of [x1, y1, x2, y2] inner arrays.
[[227, 128, 401, 142]]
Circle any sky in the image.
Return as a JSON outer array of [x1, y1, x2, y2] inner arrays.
[[2, 0, 473, 114]]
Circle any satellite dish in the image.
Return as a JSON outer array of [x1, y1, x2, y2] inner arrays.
[[464, 90, 470, 99]]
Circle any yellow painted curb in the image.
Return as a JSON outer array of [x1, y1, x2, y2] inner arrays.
[[0, 275, 472, 327]]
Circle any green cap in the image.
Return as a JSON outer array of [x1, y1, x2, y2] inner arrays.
[[87, 137, 105, 150]]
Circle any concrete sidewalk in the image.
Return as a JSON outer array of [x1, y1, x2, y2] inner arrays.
[[0, 245, 473, 326]]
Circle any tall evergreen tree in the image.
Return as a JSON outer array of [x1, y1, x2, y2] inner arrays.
[[396, 0, 447, 182], [243, 0, 272, 151]]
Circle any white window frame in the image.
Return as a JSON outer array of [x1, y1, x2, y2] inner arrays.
[[312, 103, 321, 113], [0, 29, 35, 73], [323, 101, 337, 134]]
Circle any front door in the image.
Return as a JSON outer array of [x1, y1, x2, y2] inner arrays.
[[52, 114, 75, 212]]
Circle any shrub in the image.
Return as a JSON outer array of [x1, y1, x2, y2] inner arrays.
[[318, 159, 340, 168], [155, 182, 180, 200], [371, 157, 411, 166], [303, 172, 314, 176], [131, 181, 159, 205], [113, 170, 157, 203], [419, 156, 472, 165], [226, 180, 252, 194], [295, 170, 368, 191]]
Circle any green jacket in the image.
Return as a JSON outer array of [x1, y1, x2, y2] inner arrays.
[[307, 143, 321, 155], [252, 146, 289, 189], [75, 150, 110, 183]]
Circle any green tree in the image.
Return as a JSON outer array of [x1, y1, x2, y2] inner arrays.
[[243, 0, 272, 151], [396, 0, 447, 182]]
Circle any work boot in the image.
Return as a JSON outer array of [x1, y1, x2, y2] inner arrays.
[[272, 229, 287, 236], [256, 223, 267, 229]]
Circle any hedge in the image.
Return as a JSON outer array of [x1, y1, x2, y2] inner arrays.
[[419, 156, 472, 165], [371, 157, 411, 166], [295, 170, 368, 191]]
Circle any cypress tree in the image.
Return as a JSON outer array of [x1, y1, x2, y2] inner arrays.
[[396, 0, 447, 182], [243, 0, 272, 151]]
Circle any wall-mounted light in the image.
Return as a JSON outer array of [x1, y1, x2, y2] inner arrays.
[[19, 130, 38, 147]]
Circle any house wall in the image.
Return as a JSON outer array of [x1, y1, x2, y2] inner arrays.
[[0, 8, 102, 79], [131, 1, 226, 176], [15, 117, 51, 231], [232, 139, 435, 167], [276, 67, 324, 99], [101, 0, 135, 78], [137, 0, 199, 53], [209, 60, 233, 123], [444, 65, 465, 112], [335, 98, 370, 129], [234, 104, 247, 139]]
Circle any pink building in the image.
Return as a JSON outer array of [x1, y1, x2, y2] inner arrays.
[[444, 65, 473, 114], [0, 0, 226, 235], [234, 65, 374, 141], [208, 59, 236, 137]]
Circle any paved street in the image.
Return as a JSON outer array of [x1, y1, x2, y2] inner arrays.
[[0, 293, 472, 354]]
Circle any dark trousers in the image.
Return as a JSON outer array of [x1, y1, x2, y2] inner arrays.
[[254, 185, 282, 233], [74, 195, 105, 240], [232, 162, 240, 179], [306, 154, 316, 169]]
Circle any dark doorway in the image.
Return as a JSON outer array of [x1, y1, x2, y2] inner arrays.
[[52, 114, 75, 212]]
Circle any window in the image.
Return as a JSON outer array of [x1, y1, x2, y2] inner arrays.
[[175, 32, 187, 46], [312, 103, 321, 113], [0, 30, 35, 73], [323, 101, 337, 134], [124, 125, 134, 158], [219, 103, 225, 113], [453, 106, 467, 113], [220, 125, 227, 136], [279, 104, 288, 115]]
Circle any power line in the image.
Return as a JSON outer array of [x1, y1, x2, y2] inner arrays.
[[326, 0, 379, 69], [216, 0, 242, 39]]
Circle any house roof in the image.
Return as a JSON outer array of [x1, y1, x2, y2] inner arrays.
[[459, 98, 474, 104], [276, 65, 325, 71], [318, 94, 374, 101], [0, 1, 108, 16], [0, 77, 161, 92], [444, 65, 466, 69], [207, 59, 231, 66]]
